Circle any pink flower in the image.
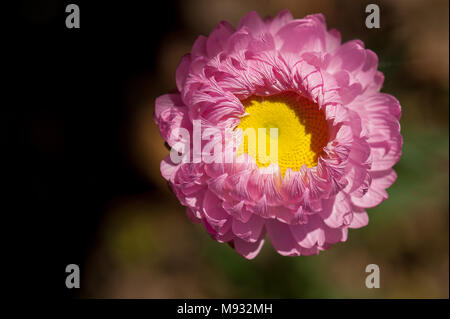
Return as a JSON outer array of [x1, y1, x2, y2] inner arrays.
[[154, 10, 402, 259]]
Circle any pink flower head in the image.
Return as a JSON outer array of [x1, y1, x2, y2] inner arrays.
[[154, 10, 402, 259]]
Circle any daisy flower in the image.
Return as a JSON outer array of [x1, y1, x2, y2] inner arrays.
[[154, 10, 402, 259]]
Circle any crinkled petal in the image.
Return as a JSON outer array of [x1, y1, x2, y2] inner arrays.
[[352, 169, 397, 208], [233, 230, 266, 259]]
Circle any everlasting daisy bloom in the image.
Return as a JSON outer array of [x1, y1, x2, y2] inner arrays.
[[154, 10, 402, 259]]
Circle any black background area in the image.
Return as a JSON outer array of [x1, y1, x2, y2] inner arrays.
[[13, 0, 179, 298]]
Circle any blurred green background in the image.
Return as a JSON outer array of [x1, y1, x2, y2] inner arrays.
[[81, 0, 449, 298]]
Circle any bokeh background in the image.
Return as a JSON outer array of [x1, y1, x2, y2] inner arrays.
[[21, 0, 448, 298]]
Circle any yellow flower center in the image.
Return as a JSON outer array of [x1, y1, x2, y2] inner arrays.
[[236, 92, 329, 176]]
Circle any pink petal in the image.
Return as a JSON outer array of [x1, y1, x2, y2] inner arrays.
[[268, 9, 293, 34], [349, 207, 369, 228], [326, 29, 341, 52], [237, 11, 265, 35], [266, 219, 301, 256], [234, 231, 266, 259], [290, 214, 326, 249], [232, 214, 265, 243], [319, 192, 352, 228], [154, 93, 184, 121], [160, 155, 180, 183], [328, 40, 366, 73], [176, 55, 191, 93], [186, 207, 202, 223], [191, 35, 208, 58], [202, 191, 230, 228], [276, 15, 327, 53], [206, 21, 235, 58], [351, 169, 397, 208]]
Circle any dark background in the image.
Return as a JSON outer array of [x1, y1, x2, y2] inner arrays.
[[14, 0, 448, 298], [15, 0, 179, 298]]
